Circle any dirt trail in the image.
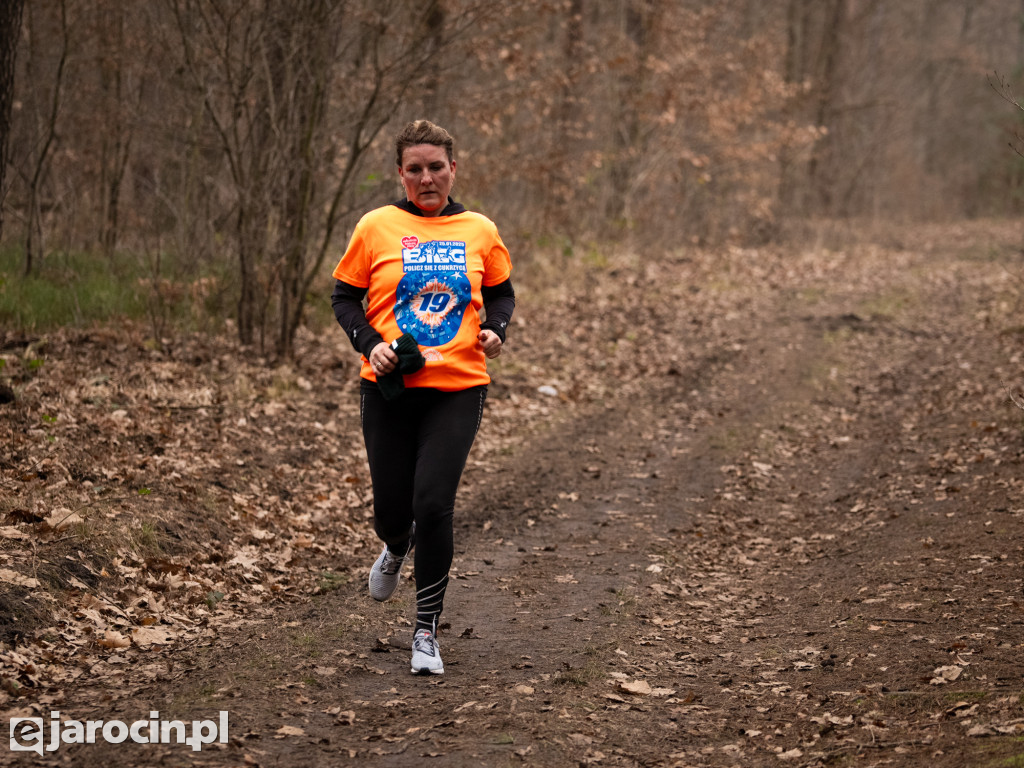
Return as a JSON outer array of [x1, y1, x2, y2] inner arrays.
[[9, 223, 1024, 768]]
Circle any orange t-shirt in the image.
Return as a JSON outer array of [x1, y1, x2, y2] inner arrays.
[[332, 204, 513, 391]]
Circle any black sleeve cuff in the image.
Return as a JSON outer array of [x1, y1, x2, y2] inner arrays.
[[480, 278, 516, 343]]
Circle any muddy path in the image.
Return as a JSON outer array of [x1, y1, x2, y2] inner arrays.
[[9, 223, 1024, 768]]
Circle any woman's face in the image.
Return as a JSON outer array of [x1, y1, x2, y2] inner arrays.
[[398, 144, 456, 216]]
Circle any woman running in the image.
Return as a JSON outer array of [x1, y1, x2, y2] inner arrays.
[[331, 120, 515, 675]]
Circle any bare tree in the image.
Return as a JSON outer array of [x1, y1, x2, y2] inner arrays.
[[990, 71, 1024, 159], [169, 0, 484, 358], [779, 0, 845, 216], [604, 0, 653, 225], [93, 0, 141, 259], [20, 0, 68, 276], [0, 0, 24, 243], [9, 0, 1024, 342]]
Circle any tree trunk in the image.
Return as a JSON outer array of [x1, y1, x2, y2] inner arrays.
[[805, 0, 842, 214], [25, 0, 67, 276], [420, 0, 445, 117], [779, 0, 843, 217], [0, 0, 23, 243], [98, 1, 135, 260], [604, 0, 651, 225], [778, 0, 808, 213]]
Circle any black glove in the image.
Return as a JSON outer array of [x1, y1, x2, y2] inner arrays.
[[377, 333, 426, 401]]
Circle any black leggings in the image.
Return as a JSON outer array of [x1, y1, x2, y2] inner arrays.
[[360, 381, 486, 632]]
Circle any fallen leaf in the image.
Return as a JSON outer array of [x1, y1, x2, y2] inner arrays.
[[617, 679, 652, 696], [275, 725, 305, 738], [335, 710, 356, 725], [0, 569, 39, 588], [945, 701, 978, 718], [930, 665, 963, 684], [826, 714, 854, 726], [98, 630, 131, 649], [995, 724, 1024, 735], [131, 626, 176, 647], [43, 508, 84, 532]]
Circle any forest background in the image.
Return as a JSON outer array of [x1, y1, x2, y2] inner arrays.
[[5, 3, 1024, 765], [2, 0, 1024, 355]]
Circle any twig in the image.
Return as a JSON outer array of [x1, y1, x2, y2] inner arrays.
[[871, 617, 932, 624], [989, 71, 1024, 160], [1001, 380, 1024, 411]]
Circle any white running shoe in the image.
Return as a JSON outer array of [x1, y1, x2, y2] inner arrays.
[[410, 628, 444, 675], [367, 529, 413, 602]]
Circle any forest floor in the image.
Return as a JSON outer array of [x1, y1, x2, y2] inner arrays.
[[2, 220, 1024, 768]]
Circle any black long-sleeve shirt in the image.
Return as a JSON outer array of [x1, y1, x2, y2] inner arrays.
[[331, 277, 516, 359]]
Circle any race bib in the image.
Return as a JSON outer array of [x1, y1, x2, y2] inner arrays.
[[393, 238, 471, 346]]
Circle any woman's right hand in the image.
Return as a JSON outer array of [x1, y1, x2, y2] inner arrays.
[[369, 342, 398, 375]]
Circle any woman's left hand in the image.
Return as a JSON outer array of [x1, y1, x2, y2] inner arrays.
[[477, 329, 502, 359]]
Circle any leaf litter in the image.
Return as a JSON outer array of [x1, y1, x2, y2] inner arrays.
[[1, 222, 1024, 765]]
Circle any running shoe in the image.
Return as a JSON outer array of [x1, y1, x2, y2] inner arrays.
[[367, 526, 414, 602], [410, 628, 444, 675]]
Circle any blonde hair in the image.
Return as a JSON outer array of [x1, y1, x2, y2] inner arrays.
[[395, 120, 455, 167]]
